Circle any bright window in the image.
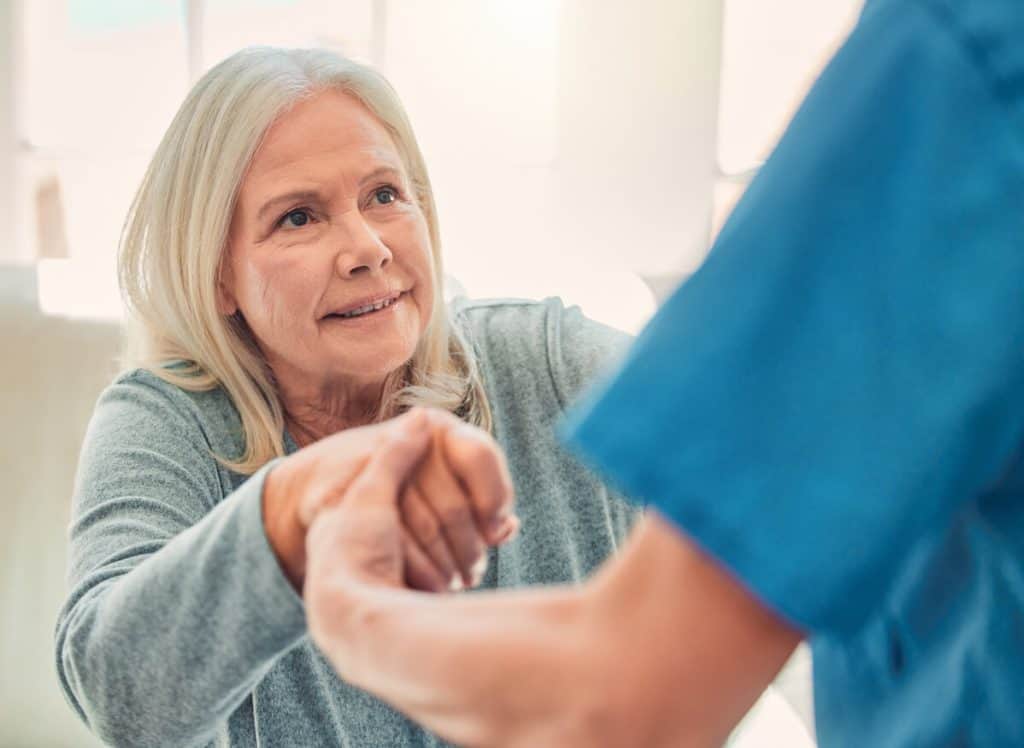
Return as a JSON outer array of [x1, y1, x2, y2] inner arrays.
[[23, 0, 190, 318], [17, 2, 865, 326], [22, 0, 657, 332]]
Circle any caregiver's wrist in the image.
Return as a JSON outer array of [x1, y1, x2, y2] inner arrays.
[[262, 456, 308, 590], [303, 508, 401, 678]]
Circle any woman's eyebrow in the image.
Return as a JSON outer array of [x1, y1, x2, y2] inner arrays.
[[257, 190, 323, 223], [359, 166, 403, 186], [256, 167, 404, 222]]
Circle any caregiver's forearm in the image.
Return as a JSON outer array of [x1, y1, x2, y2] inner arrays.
[[310, 577, 608, 747], [308, 515, 801, 748]]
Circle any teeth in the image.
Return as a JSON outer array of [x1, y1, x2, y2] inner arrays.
[[338, 296, 396, 319]]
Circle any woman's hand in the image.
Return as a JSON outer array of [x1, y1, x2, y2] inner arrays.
[[303, 413, 517, 662], [262, 408, 517, 592], [397, 414, 519, 591], [305, 417, 439, 594]]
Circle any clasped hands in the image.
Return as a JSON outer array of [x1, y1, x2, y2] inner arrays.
[[263, 408, 518, 597]]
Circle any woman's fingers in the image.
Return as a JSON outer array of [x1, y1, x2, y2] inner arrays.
[[306, 411, 434, 588], [400, 484, 461, 589], [439, 420, 516, 545], [400, 527, 450, 593], [413, 436, 487, 587], [300, 407, 515, 594]]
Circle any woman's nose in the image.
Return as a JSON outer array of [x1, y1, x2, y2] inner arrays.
[[333, 217, 393, 278]]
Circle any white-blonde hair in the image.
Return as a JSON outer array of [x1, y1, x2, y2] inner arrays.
[[119, 46, 491, 474]]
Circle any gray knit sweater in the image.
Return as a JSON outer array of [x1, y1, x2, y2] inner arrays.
[[56, 297, 640, 747]]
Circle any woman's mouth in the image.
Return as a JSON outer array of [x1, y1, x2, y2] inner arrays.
[[323, 292, 404, 321]]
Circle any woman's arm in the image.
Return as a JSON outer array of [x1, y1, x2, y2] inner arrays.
[[57, 380, 513, 747], [305, 432, 802, 747], [56, 376, 308, 747]]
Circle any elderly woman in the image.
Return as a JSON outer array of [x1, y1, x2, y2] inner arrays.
[[55, 47, 638, 747]]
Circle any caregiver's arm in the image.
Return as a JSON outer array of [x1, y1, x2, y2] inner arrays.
[[306, 441, 801, 748]]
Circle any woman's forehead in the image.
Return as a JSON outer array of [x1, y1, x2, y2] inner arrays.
[[246, 89, 403, 186]]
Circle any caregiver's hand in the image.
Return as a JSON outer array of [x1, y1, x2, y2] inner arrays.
[[263, 408, 517, 592], [303, 414, 516, 654]]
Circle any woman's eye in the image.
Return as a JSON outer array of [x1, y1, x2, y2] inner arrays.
[[279, 209, 311, 229], [373, 187, 398, 205]]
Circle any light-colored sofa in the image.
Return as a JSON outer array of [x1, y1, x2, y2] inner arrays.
[[1, 265, 115, 747]]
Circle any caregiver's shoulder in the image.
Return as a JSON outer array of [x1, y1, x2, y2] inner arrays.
[[449, 296, 632, 407]]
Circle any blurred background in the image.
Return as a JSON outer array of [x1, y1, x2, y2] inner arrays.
[[0, 1, 862, 745]]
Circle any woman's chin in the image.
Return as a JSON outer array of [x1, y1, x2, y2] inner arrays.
[[323, 340, 419, 386], [309, 299, 426, 387]]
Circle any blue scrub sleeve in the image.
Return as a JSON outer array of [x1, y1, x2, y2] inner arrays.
[[561, 0, 1024, 636]]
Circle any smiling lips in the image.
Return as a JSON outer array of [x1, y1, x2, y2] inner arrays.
[[323, 291, 404, 320]]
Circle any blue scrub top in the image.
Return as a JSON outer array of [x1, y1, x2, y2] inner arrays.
[[562, 0, 1024, 745]]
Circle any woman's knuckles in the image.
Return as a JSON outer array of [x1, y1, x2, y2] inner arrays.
[[437, 502, 472, 528], [411, 513, 441, 547]]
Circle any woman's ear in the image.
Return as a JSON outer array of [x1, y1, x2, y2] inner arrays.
[[215, 260, 238, 316]]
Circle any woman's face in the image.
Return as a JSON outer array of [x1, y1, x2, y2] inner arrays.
[[220, 89, 435, 394]]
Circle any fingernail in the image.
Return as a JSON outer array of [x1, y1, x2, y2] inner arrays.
[[489, 515, 519, 544], [449, 575, 464, 592], [470, 556, 488, 587]]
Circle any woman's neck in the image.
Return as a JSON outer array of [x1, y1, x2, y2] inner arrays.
[[280, 378, 385, 447]]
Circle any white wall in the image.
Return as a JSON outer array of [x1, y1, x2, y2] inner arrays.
[[0, 0, 21, 263], [553, 0, 723, 277], [383, 0, 723, 328]]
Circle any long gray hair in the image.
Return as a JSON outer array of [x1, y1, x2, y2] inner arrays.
[[118, 47, 491, 474]]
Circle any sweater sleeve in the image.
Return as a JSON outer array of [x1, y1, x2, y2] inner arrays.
[[54, 373, 307, 747], [542, 297, 632, 412], [542, 298, 644, 539]]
